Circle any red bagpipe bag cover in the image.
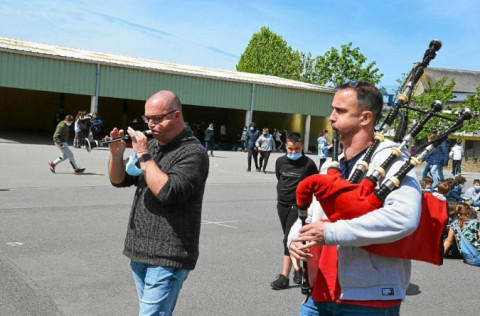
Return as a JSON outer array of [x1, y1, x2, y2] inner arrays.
[[296, 168, 447, 266]]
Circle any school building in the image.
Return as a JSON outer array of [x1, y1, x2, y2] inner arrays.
[[0, 37, 336, 151]]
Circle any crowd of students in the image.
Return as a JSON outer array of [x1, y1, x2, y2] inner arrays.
[[420, 175, 480, 266]]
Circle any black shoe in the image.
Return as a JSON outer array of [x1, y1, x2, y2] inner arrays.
[[293, 268, 302, 285], [270, 274, 289, 290]]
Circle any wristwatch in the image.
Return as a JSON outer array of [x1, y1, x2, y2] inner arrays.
[[138, 153, 152, 163]]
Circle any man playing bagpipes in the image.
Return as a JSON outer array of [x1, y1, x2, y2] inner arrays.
[[288, 81, 423, 315]]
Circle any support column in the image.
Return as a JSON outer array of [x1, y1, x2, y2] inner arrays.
[[304, 115, 312, 153], [245, 110, 251, 127], [248, 84, 255, 124], [90, 64, 100, 114], [90, 96, 97, 114]]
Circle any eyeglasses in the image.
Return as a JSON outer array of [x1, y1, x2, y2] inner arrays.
[[346, 80, 369, 88], [142, 110, 176, 124]]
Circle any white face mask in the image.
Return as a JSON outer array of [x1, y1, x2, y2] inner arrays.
[[66, 122, 72, 126]]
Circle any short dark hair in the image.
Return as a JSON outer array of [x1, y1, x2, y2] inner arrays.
[[337, 81, 383, 122], [437, 181, 451, 195], [454, 175, 466, 186], [286, 132, 303, 144]]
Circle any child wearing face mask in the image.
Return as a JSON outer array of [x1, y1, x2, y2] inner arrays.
[[48, 114, 85, 174], [463, 179, 480, 207], [448, 175, 467, 202], [270, 132, 318, 290]]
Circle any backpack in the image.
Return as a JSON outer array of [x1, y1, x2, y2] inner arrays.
[[452, 221, 480, 266]]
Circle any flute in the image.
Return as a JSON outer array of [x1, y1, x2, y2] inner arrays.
[[297, 206, 311, 296], [98, 130, 152, 145]]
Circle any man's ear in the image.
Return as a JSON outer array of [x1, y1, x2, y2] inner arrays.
[[359, 111, 373, 126]]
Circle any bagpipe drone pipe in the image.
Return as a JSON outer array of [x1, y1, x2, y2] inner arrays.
[[297, 107, 472, 267], [348, 39, 442, 184]]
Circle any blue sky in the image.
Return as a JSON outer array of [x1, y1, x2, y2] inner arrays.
[[1, 0, 479, 93]]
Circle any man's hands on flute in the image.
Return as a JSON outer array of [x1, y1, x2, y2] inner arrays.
[[290, 221, 326, 262], [108, 127, 126, 155], [126, 127, 149, 158], [108, 127, 127, 184]]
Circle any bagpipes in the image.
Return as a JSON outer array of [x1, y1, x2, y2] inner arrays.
[[348, 39, 442, 184], [295, 40, 473, 296], [296, 107, 472, 256]]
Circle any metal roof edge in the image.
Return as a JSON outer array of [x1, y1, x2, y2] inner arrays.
[[0, 36, 335, 94]]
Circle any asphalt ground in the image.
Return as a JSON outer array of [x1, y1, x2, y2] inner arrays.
[[0, 133, 479, 316]]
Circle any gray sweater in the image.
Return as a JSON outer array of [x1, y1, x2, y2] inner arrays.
[[255, 133, 275, 151], [113, 127, 209, 270]]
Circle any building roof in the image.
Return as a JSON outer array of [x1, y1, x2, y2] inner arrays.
[[0, 36, 334, 94], [423, 67, 480, 93]]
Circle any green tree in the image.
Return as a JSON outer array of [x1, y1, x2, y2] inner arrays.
[[238, 28, 383, 87], [311, 42, 383, 87], [410, 77, 456, 140], [461, 86, 480, 133], [236, 27, 302, 80], [394, 77, 480, 140]]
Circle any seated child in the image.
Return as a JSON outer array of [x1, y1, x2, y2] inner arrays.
[[420, 176, 434, 192], [448, 176, 466, 202], [433, 181, 450, 202], [463, 179, 480, 207]]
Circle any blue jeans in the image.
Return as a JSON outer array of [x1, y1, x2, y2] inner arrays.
[[430, 164, 445, 188], [422, 161, 432, 178], [204, 140, 214, 154], [130, 261, 189, 316], [300, 295, 400, 316]]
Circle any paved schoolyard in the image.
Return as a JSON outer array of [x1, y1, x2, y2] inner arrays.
[[0, 133, 478, 315]]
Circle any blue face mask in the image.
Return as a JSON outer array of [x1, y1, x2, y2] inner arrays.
[[250, 127, 254, 131], [287, 152, 302, 160], [125, 153, 143, 176], [475, 185, 480, 191], [66, 122, 72, 126], [459, 184, 464, 190]]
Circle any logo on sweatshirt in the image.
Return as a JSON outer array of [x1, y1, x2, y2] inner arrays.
[[381, 288, 394, 296]]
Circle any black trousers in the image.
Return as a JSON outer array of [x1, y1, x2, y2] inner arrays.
[[247, 147, 259, 168], [318, 158, 327, 170], [259, 151, 271, 171], [277, 203, 299, 256]]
